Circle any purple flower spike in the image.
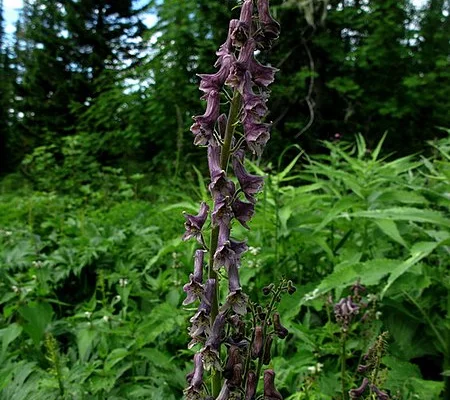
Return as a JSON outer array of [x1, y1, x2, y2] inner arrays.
[[257, 0, 281, 40], [264, 370, 283, 400], [182, 202, 209, 245], [182, 250, 206, 306], [191, 90, 221, 146], [233, 150, 264, 202]]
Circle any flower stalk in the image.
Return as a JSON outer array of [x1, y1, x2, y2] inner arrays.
[[182, 1, 288, 398]]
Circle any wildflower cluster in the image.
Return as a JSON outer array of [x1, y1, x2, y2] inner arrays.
[[181, 1, 291, 398]]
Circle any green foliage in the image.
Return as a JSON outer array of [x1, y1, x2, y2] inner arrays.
[[1, 133, 450, 397]]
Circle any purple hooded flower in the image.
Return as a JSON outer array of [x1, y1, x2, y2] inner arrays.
[[241, 71, 269, 119], [273, 312, 289, 339], [243, 116, 271, 156], [215, 236, 247, 271], [208, 145, 236, 199], [212, 196, 234, 230], [370, 385, 390, 400], [349, 378, 369, 398], [233, 149, 264, 202], [187, 353, 204, 390], [182, 202, 209, 245], [224, 345, 241, 380], [227, 363, 243, 388], [257, 0, 281, 40], [198, 54, 235, 97], [183, 250, 206, 305], [245, 370, 257, 400], [189, 279, 216, 345], [230, 0, 253, 48], [201, 312, 226, 371], [264, 370, 283, 400], [191, 90, 221, 146], [216, 383, 231, 400], [251, 326, 263, 359], [221, 262, 249, 315], [231, 198, 255, 229]]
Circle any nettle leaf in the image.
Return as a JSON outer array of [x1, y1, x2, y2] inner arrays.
[[18, 301, 53, 346], [350, 207, 450, 228], [77, 326, 98, 362], [374, 219, 407, 247], [381, 241, 440, 297], [0, 323, 22, 361], [315, 258, 400, 295]]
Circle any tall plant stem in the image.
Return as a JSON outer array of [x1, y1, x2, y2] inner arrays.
[[341, 332, 348, 400], [208, 89, 242, 397]]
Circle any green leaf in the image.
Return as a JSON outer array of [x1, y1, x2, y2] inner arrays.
[[374, 219, 407, 247], [351, 207, 450, 228], [381, 241, 440, 297], [104, 348, 129, 372], [77, 327, 97, 362], [0, 323, 22, 361], [18, 301, 53, 346]]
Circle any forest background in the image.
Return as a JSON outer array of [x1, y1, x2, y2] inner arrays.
[[0, 0, 449, 399]]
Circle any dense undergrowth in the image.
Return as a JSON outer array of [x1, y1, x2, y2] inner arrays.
[[0, 134, 449, 399]]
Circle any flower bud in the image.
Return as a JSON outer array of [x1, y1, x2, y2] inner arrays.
[[263, 369, 283, 399], [273, 312, 289, 339], [245, 370, 257, 400], [251, 326, 263, 359]]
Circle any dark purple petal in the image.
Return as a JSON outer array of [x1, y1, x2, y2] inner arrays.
[[216, 113, 228, 140], [228, 363, 243, 388], [183, 278, 204, 306], [191, 90, 221, 146], [191, 353, 204, 390], [264, 369, 283, 400], [257, 0, 281, 40], [216, 383, 230, 400], [251, 326, 263, 359], [243, 115, 271, 156], [231, 198, 255, 229], [224, 345, 241, 380], [206, 312, 226, 351], [182, 250, 206, 305], [273, 312, 289, 339], [370, 385, 389, 400], [199, 54, 235, 96], [212, 196, 234, 229], [182, 202, 209, 244], [208, 145, 236, 199], [193, 249, 206, 283], [233, 150, 264, 202], [245, 370, 257, 400], [223, 290, 249, 316], [349, 378, 369, 398], [228, 263, 241, 293], [242, 71, 269, 119]]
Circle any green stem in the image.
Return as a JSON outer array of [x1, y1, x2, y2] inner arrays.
[[341, 331, 348, 400], [209, 89, 242, 397], [445, 286, 450, 399]]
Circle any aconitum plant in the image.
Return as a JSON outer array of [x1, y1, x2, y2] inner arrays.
[[182, 1, 294, 399]]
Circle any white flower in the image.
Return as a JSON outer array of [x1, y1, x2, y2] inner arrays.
[[248, 246, 261, 256], [12, 285, 20, 293], [84, 311, 92, 319], [367, 294, 377, 303], [119, 278, 129, 287], [307, 363, 324, 374], [102, 315, 110, 322]]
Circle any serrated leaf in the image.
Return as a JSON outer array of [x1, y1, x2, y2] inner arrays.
[[381, 241, 440, 297], [351, 207, 450, 228], [374, 219, 407, 247]]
